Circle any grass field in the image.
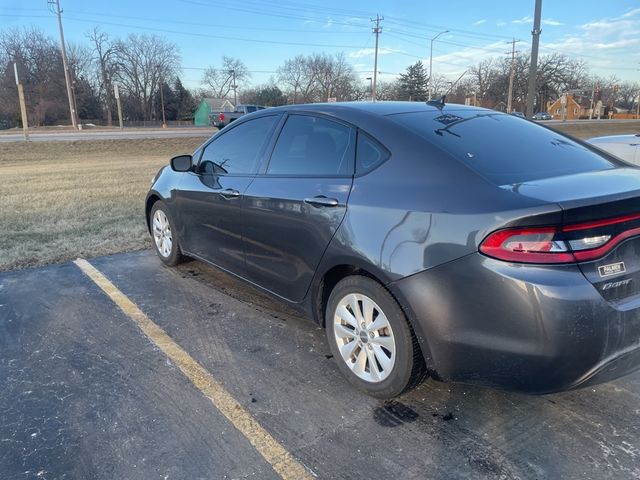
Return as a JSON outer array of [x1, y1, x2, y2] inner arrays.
[[0, 137, 207, 271], [1, 121, 639, 272], [549, 121, 640, 139]]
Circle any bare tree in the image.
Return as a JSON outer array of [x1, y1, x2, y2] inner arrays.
[[0, 26, 67, 126], [112, 33, 180, 120], [375, 80, 401, 100], [201, 56, 250, 100], [277, 55, 314, 104], [66, 42, 101, 120], [308, 52, 356, 102], [87, 27, 116, 125]]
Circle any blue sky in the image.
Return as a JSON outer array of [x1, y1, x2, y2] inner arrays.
[[2, 0, 639, 89]]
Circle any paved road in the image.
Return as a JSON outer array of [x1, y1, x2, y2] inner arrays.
[[1, 250, 639, 479], [0, 128, 215, 142]]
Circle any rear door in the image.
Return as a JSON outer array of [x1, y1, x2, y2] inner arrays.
[[176, 114, 280, 276], [241, 113, 356, 302]]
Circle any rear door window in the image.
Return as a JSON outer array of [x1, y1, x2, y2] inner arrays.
[[266, 114, 355, 176], [389, 110, 617, 185]]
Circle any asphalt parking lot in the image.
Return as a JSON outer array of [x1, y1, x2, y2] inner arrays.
[[1, 250, 639, 479]]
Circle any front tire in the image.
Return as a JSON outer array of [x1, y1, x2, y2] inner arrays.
[[325, 275, 426, 398], [150, 201, 183, 266]]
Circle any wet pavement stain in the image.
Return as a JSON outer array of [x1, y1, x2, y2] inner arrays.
[[373, 401, 420, 427]]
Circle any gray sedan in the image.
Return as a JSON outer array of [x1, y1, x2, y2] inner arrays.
[[146, 101, 640, 398]]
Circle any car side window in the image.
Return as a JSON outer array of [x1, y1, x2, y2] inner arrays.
[[266, 115, 354, 176], [199, 115, 278, 175], [356, 131, 390, 175]]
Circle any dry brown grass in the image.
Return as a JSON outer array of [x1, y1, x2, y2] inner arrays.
[[549, 121, 640, 139], [0, 137, 207, 271]]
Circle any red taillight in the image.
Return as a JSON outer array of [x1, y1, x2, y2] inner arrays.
[[480, 227, 574, 264], [480, 213, 640, 264], [219, 113, 225, 121]]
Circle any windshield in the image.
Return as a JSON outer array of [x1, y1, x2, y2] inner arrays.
[[389, 109, 617, 185]]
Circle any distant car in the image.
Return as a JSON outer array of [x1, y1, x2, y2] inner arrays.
[[511, 111, 525, 118], [147, 101, 640, 398], [533, 112, 552, 120], [588, 134, 640, 165], [210, 104, 266, 129]]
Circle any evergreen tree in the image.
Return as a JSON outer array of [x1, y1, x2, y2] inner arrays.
[[174, 78, 196, 121], [398, 61, 429, 102]]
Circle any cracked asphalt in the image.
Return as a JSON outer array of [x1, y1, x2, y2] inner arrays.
[[1, 250, 639, 479]]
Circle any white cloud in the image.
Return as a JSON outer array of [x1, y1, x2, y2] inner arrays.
[[473, 19, 487, 26], [511, 16, 533, 24], [349, 48, 393, 59], [621, 7, 640, 18], [496, 21, 507, 27], [542, 18, 564, 26], [541, 7, 640, 79], [428, 40, 507, 77]]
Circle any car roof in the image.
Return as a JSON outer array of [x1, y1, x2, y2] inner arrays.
[[266, 101, 493, 117], [589, 134, 640, 144]]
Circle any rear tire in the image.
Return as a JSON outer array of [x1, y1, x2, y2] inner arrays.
[[150, 201, 183, 266], [325, 275, 426, 398]]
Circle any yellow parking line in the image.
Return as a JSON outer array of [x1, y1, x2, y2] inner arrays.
[[74, 258, 314, 480]]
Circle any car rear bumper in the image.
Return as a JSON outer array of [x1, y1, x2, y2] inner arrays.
[[389, 253, 640, 394]]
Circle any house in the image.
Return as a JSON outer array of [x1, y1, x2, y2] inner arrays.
[[193, 98, 235, 126], [491, 100, 508, 113], [546, 94, 603, 120]]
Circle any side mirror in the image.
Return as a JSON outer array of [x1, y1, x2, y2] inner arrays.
[[170, 154, 192, 172]]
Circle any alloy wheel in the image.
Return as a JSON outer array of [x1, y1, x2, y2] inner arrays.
[[333, 293, 396, 383], [152, 209, 173, 258]]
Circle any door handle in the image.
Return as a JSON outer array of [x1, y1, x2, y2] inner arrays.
[[304, 196, 340, 207], [220, 188, 240, 198]]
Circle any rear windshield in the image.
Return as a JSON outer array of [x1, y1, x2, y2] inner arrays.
[[389, 110, 617, 185]]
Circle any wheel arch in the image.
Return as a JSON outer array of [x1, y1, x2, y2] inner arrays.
[[311, 260, 435, 371], [145, 192, 162, 233]]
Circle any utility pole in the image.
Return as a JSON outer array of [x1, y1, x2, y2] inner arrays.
[[637, 64, 640, 119], [525, 0, 543, 118], [49, 0, 78, 129], [13, 63, 29, 141], [589, 81, 599, 120], [113, 82, 124, 130], [159, 78, 167, 128], [506, 39, 520, 113], [428, 30, 449, 100], [371, 15, 383, 102]]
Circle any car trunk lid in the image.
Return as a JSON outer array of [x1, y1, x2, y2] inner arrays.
[[501, 168, 640, 303]]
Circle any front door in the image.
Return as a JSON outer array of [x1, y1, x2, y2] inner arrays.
[[176, 114, 280, 276], [242, 113, 355, 302]]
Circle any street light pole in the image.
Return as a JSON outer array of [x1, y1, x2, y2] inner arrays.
[[428, 30, 449, 100], [229, 69, 237, 106]]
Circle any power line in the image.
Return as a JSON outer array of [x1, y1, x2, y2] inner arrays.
[[178, 0, 369, 29], [47, 9, 371, 35], [48, 15, 379, 50]]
